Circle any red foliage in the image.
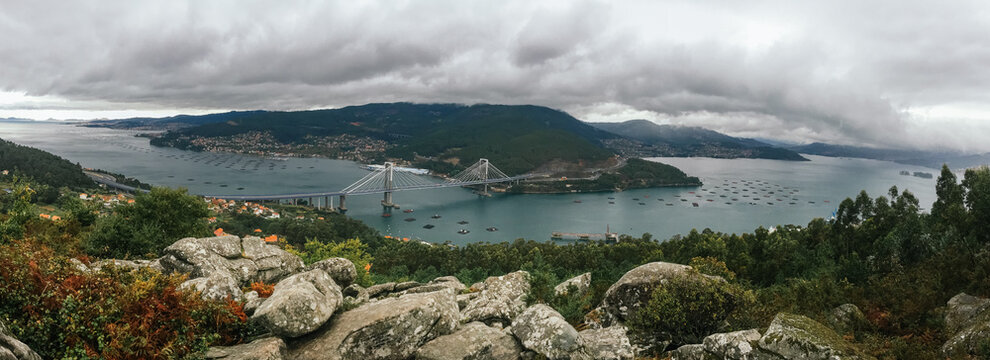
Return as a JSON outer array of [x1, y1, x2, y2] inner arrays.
[[250, 281, 275, 298]]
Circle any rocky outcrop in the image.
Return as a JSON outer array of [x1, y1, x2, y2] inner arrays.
[[757, 313, 874, 360], [555, 272, 591, 297], [669, 329, 764, 360], [306, 258, 357, 288], [461, 271, 531, 325], [252, 269, 343, 338], [415, 321, 522, 360], [401, 276, 467, 296], [89, 259, 164, 273], [160, 235, 304, 301], [0, 320, 41, 360], [289, 289, 459, 360], [180, 272, 244, 301], [827, 304, 868, 335], [578, 326, 634, 360], [511, 304, 586, 360], [600, 262, 716, 324], [242, 291, 265, 316], [205, 337, 286, 360], [942, 292, 990, 357]]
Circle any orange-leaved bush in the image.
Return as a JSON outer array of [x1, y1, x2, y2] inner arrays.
[[250, 281, 275, 298], [0, 239, 250, 359]]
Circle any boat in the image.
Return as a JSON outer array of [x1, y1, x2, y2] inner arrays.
[[486, 227, 498, 232], [432, 214, 442, 219], [638, 202, 646, 205], [632, 198, 639, 201], [403, 209, 414, 213], [382, 213, 392, 217], [692, 202, 699, 207], [573, 200, 582, 203], [404, 218, 416, 222], [422, 224, 435, 229], [457, 220, 469, 225], [608, 201, 615, 204], [458, 229, 470, 234]]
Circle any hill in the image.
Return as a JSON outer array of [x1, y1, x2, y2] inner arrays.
[[149, 103, 620, 175], [0, 138, 94, 189], [591, 120, 808, 161]]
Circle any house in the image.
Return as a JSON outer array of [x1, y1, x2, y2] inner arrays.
[[79, 193, 88, 200]]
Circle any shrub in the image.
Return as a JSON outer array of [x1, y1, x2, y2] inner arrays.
[[627, 272, 752, 351], [286, 238, 374, 286], [0, 240, 248, 359], [250, 281, 275, 298]]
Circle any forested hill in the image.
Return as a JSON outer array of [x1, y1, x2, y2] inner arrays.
[[591, 120, 809, 161], [150, 103, 619, 175], [0, 138, 94, 189]]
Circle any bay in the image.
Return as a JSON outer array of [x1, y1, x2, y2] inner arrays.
[[1, 122, 939, 244]]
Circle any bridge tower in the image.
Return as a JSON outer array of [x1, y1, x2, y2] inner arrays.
[[338, 194, 347, 214], [479, 158, 490, 197], [381, 162, 397, 209]]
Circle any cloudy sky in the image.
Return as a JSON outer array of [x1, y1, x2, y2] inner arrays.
[[2, 1, 990, 152]]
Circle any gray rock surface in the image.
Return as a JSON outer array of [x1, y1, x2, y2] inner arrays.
[[461, 271, 531, 325], [205, 337, 286, 360], [555, 272, 591, 297], [252, 269, 342, 338], [242, 291, 265, 316], [289, 289, 460, 360], [669, 344, 710, 360], [0, 320, 41, 360], [944, 292, 990, 334], [415, 321, 522, 360], [827, 304, 868, 335], [579, 326, 634, 360], [757, 313, 874, 360], [702, 329, 761, 359], [601, 262, 713, 323], [942, 293, 990, 357], [306, 258, 357, 288], [511, 304, 586, 360], [365, 282, 398, 298], [180, 273, 244, 301]]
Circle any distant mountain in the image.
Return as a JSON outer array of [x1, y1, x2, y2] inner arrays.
[[590, 120, 808, 161], [149, 103, 620, 175], [83, 111, 267, 130], [791, 142, 990, 169]]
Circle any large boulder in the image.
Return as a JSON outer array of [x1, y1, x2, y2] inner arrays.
[[289, 289, 460, 360], [555, 273, 591, 298], [0, 320, 41, 360], [205, 337, 286, 360], [306, 258, 357, 288], [757, 313, 874, 360], [162, 235, 304, 285], [401, 276, 467, 296], [942, 293, 990, 357], [511, 304, 586, 360], [579, 326, 634, 360], [601, 262, 716, 323], [252, 269, 343, 338], [415, 321, 522, 360], [180, 273, 244, 301], [162, 235, 304, 301], [827, 304, 868, 335], [461, 271, 531, 325], [702, 329, 762, 359]]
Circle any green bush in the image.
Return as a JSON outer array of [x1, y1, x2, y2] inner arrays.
[[286, 238, 374, 287], [627, 272, 752, 351], [85, 187, 210, 259]]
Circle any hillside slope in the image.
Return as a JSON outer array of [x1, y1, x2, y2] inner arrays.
[[592, 120, 808, 161], [0, 138, 94, 189]]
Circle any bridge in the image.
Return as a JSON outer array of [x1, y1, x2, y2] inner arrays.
[[199, 158, 536, 212]]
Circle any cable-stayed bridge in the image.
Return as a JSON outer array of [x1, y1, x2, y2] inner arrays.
[[197, 158, 536, 212]]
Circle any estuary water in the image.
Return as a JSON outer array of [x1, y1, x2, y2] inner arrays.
[[2, 121, 939, 245]]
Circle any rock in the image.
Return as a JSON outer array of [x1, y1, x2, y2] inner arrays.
[[942, 315, 990, 357], [511, 304, 586, 360], [827, 304, 868, 335], [579, 326, 634, 360], [415, 321, 522, 360], [461, 271, 531, 325], [470, 281, 486, 292], [365, 282, 397, 298], [601, 262, 717, 323], [242, 291, 265, 316], [205, 337, 286, 360], [702, 329, 761, 359], [0, 320, 41, 360], [180, 273, 243, 301], [161, 235, 304, 286], [457, 293, 478, 309], [669, 344, 711, 360], [307, 258, 357, 288], [252, 269, 342, 338], [89, 259, 162, 272], [757, 313, 874, 360], [68, 258, 89, 272], [342, 284, 365, 298], [289, 289, 460, 360], [944, 292, 990, 334], [555, 272, 591, 297], [395, 281, 422, 292], [399, 277, 467, 297]]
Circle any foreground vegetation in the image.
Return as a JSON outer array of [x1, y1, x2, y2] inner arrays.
[[1, 150, 989, 357]]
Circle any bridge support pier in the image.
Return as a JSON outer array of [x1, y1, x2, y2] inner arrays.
[[338, 195, 347, 214]]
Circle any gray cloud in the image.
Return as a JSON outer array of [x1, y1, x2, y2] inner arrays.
[[2, 0, 990, 152]]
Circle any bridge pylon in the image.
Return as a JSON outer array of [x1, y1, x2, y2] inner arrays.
[[381, 162, 399, 209]]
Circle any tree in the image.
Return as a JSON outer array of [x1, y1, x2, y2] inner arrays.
[[85, 187, 211, 258], [962, 166, 990, 242], [932, 165, 966, 230]]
